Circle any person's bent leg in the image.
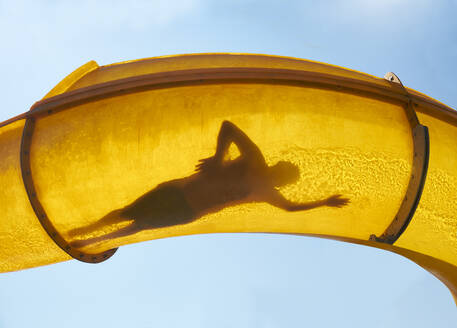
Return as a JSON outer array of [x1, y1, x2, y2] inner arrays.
[[67, 209, 126, 238], [70, 221, 140, 248]]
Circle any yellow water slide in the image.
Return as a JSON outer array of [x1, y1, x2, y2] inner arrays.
[[1, 54, 456, 298]]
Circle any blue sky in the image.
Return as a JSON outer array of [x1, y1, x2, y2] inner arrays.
[[0, 0, 456, 327]]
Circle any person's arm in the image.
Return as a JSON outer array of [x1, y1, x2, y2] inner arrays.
[[214, 121, 264, 162], [196, 121, 265, 172], [264, 190, 349, 211]]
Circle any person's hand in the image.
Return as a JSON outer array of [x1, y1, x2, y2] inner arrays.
[[325, 194, 350, 208], [195, 156, 219, 172]]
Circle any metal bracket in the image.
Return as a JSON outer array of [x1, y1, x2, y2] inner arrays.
[[369, 72, 430, 244], [20, 116, 118, 263], [384, 72, 403, 84]]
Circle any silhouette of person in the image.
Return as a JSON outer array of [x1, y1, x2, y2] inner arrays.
[[69, 120, 349, 248]]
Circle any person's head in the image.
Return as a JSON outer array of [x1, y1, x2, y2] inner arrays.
[[268, 161, 300, 187]]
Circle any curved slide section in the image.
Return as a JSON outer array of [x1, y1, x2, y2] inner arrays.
[[1, 54, 456, 299]]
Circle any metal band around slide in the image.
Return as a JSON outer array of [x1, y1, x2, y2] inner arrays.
[[19, 67, 428, 256], [369, 72, 430, 244], [20, 115, 118, 263]]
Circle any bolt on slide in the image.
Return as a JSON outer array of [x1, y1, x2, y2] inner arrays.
[[1, 54, 456, 301]]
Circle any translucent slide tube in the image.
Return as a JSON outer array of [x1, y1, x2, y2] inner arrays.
[[1, 54, 456, 300]]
